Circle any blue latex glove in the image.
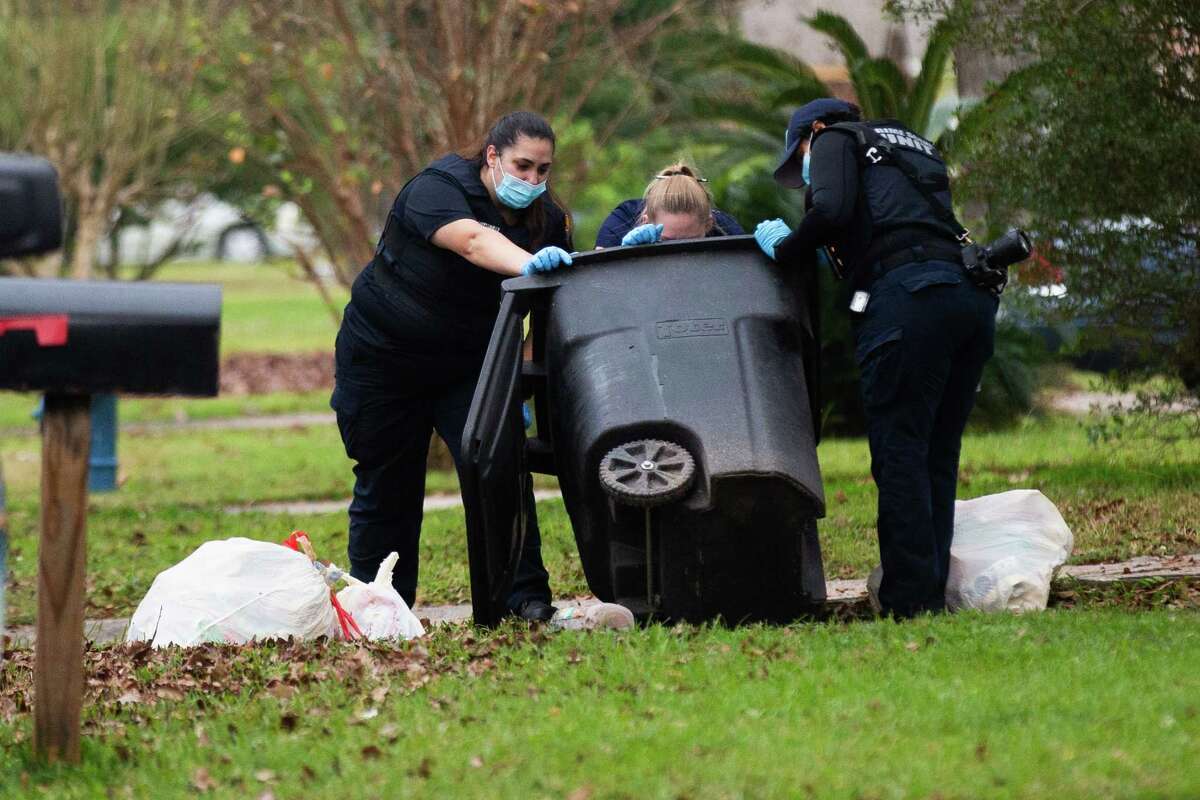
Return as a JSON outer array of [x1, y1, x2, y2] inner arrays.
[[522, 402, 533, 429], [521, 246, 573, 276], [754, 219, 791, 261], [620, 223, 663, 247]]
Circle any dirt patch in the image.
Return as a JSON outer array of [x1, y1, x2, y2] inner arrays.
[[220, 352, 334, 395]]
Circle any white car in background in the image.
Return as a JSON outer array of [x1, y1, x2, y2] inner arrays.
[[98, 195, 321, 267]]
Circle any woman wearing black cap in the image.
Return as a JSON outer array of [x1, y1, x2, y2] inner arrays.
[[331, 110, 573, 622], [754, 98, 999, 620]]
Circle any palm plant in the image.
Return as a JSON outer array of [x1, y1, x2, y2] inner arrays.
[[806, 11, 954, 140]]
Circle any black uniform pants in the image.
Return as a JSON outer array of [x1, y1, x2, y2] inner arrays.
[[330, 325, 552, 613], [853, 260, 998, 618]]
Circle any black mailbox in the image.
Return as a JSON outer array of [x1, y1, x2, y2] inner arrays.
[[461, 237, 826, 626], [0, 277, 221, 396]]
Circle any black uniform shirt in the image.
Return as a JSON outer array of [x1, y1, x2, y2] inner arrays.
[[775, 132, 863, 266], [346, 154, 570, 360]]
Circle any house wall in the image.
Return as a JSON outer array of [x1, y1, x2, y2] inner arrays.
[[739, 0, 933, 82]]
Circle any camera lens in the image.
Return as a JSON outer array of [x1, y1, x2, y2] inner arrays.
[[989, 229, 1032, 268]]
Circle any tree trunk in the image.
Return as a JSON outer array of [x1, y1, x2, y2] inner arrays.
[[953, 46, 1026, 101], [952, 0, 1030, 101], [69, 210, 104, 281]]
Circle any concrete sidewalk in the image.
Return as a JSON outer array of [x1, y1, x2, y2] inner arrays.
[[7, 552, 1196, 649], [224, 489, 563, 516]]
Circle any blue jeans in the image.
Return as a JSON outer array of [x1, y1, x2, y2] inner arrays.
[[853, 260, 998, 617]]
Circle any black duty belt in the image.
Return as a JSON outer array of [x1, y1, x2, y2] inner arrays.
[[873, 241, 963, 276]]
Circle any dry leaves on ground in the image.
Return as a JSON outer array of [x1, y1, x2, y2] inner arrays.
[[219, 352, 333, 395], [0, 627, 549, 724]]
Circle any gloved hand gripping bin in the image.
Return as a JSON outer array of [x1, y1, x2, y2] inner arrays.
[[461, 237, 826, 626]]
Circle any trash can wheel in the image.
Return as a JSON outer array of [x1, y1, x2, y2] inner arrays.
[[599, 439, 696, 507]]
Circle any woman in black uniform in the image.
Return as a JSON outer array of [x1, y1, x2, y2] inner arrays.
[[331, 111, 573, 622]]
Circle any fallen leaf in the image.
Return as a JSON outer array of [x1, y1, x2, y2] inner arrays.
[[194, 724, 210, 747], [362, 745, 383, 760], [905, 641, 920, 652], [380, 723, 400, 742], [371, 686, 390, 704], [254, 769, 277, 783], [117, 690, 143, 705], [415, 757, 433, 779], [192, 768, 217, 792], [567, 786, 594, 800], [267, 682, 296, 701], [357, 708, 379, 722], [834, 490, 848, 504], [469, 755, 484, 769]]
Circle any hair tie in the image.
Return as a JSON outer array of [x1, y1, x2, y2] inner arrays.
[[654, 173, 707, 182]]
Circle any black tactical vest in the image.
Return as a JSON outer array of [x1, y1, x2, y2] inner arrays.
[[378, 155, 512, 319], [813, 120, 963, 286]]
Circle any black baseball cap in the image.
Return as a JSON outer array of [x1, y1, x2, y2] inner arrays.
[[773, 98, 858, 187]]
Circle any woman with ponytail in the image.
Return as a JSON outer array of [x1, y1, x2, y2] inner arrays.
[[331, 111, 572, 622], [594, 162, 743, 248]]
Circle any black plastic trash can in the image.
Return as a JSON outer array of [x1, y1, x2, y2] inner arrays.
[[461, 236, 825, 625]]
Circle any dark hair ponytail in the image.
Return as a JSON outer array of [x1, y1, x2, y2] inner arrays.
[[465, 110, 572, 250], [804, 103, 864, 140]]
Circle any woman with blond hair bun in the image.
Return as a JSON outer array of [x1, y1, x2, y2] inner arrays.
[[594, 162, 744, 248]]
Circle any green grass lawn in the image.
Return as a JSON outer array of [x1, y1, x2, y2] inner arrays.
[[152, 262, 347, 356], [2, 610, 1199, 799], [0, 390, 334, 431], [2, 413, 1196, 625]]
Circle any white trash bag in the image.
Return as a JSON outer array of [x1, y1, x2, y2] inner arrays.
[[335, 552, 425, 641], [945, 489, 1074, 613], [127, 537, 339, 647]]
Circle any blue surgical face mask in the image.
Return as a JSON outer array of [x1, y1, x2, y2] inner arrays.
[[491, 158, 547, 209]]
